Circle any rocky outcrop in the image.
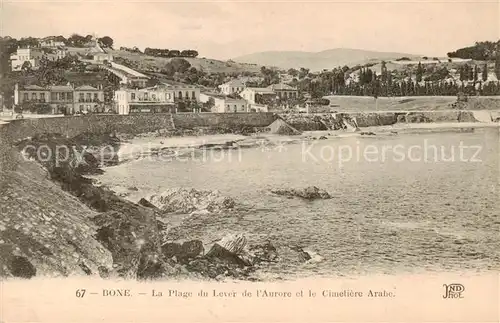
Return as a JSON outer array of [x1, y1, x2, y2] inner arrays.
[[145, 188, 236, 214], [267, 118, 302, 135], [0, 150, 113, 278], [270, 186, 332, 200], [278, 110, 481, 131], [183, 234, 279, 280], [9, 134, 172, 280], [161, 240, 205, 262], [279, 114, 329, 131]]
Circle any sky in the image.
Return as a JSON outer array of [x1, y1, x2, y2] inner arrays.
[[1, 0, 499, 60]]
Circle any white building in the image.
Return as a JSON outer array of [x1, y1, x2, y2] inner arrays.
[[114, 86, 175, 114], [93, 52, 114, 63], [165, 83, 201, 102], [240, 87, 276, 105], [10, 48, 43, 71], [267, 83, 298, 99], [218, 79, 246, 95], [200, 92, 248, 113]]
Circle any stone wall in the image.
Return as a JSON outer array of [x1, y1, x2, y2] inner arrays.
[[0, 112, 277, 144], [172, 112, 276, 129], [280, 110, 484, 131]]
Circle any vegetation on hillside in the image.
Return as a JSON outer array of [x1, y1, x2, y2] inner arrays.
[[447, 41, 499, 61], [144, 48, 199, 58]]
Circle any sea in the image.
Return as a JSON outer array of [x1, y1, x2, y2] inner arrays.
[[93, 127, 500, 280]]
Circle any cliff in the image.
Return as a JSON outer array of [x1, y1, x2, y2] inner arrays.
[[0, 148, 113, 278]]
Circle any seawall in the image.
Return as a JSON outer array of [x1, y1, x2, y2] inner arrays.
[[172, 112, 277, 129], [0, 112, 276, 172], [0, 112, 277, 144], [280, 110, 491, 131]]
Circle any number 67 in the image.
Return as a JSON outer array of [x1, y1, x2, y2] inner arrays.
[[76, 289, 86, 298]]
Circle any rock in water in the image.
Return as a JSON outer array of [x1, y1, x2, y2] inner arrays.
[[290, 246, 312, 262], [161, 240, 204, 263], [248, 241, 278, 264], [145, 188, 236, 214], [205, 233, 250, 266], [270, 186, 332, 200], [138, 198, 157, 209]]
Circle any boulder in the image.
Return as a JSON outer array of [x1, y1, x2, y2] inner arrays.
[[290, 246, 312, 262], [145, 188, 236, 214], [248, 241, 278, 264], [270, 186, 332, 200], [138, 198, 157, 209], [267, 118, 302, 135], [205, 233, 252, 266], [92, 203, 166, 279], [161, 240, 204, 263]]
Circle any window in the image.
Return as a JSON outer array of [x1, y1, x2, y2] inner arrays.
[[51, 92, 57, 101], [94, 93, 98, 101], [131, 93, 135, 100], [152, 94, 156, 100], [192, 91, 195, 99], [40, 93, 46, 102], [86, 93, 91, 102], [32, 93, 37, 100], [23, 93, 28, 101], [178, 91, 183, 99], [79, 93, 84, 102], [79, 105, 83, 112]]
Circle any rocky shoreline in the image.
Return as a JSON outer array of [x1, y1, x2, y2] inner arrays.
[[2, 113, 498, 281], [1, 131, 320, 281]]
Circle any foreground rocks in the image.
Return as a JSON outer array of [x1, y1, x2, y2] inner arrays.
[[145, 188, 236, 214], [270, 186, 332, 200], [5, 133, 279, 281], [0, 148, 113, 278], [10, 134, 171, 280], [170, 233, 280, 280]]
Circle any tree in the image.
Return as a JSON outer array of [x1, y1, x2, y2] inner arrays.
[[473, 65, 479, 82], [169, 58, 191, 73], [288, 68, 299, 77], [68, 33, 87, 47], [416, 62, 423, 83], [468, 65, 474, 80], [99, 36, 114, 48], [380, 61, 388, 83], [496, 51, 500, 80], [298, 67, 310, 79], [21, 61, 32, 73], [482, 64, 488, 81]]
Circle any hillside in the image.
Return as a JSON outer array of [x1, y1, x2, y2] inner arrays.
[[108, 50, 262, 75], [323, 96, 500, 112], [232, 48, 421, 71]]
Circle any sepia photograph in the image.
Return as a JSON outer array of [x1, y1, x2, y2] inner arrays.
[[0, 0, 499, 322]]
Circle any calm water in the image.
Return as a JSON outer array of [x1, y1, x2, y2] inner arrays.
[[96, 128, 500, 279]]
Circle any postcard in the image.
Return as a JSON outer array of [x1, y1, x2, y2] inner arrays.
[[0, 0, 499, 322]]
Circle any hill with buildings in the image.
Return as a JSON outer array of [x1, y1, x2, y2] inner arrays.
[[108, 49, 262, 76], [232, 48, 421, 71]]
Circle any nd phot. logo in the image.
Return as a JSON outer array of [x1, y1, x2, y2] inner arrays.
[[443, 283, 465, 299]]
